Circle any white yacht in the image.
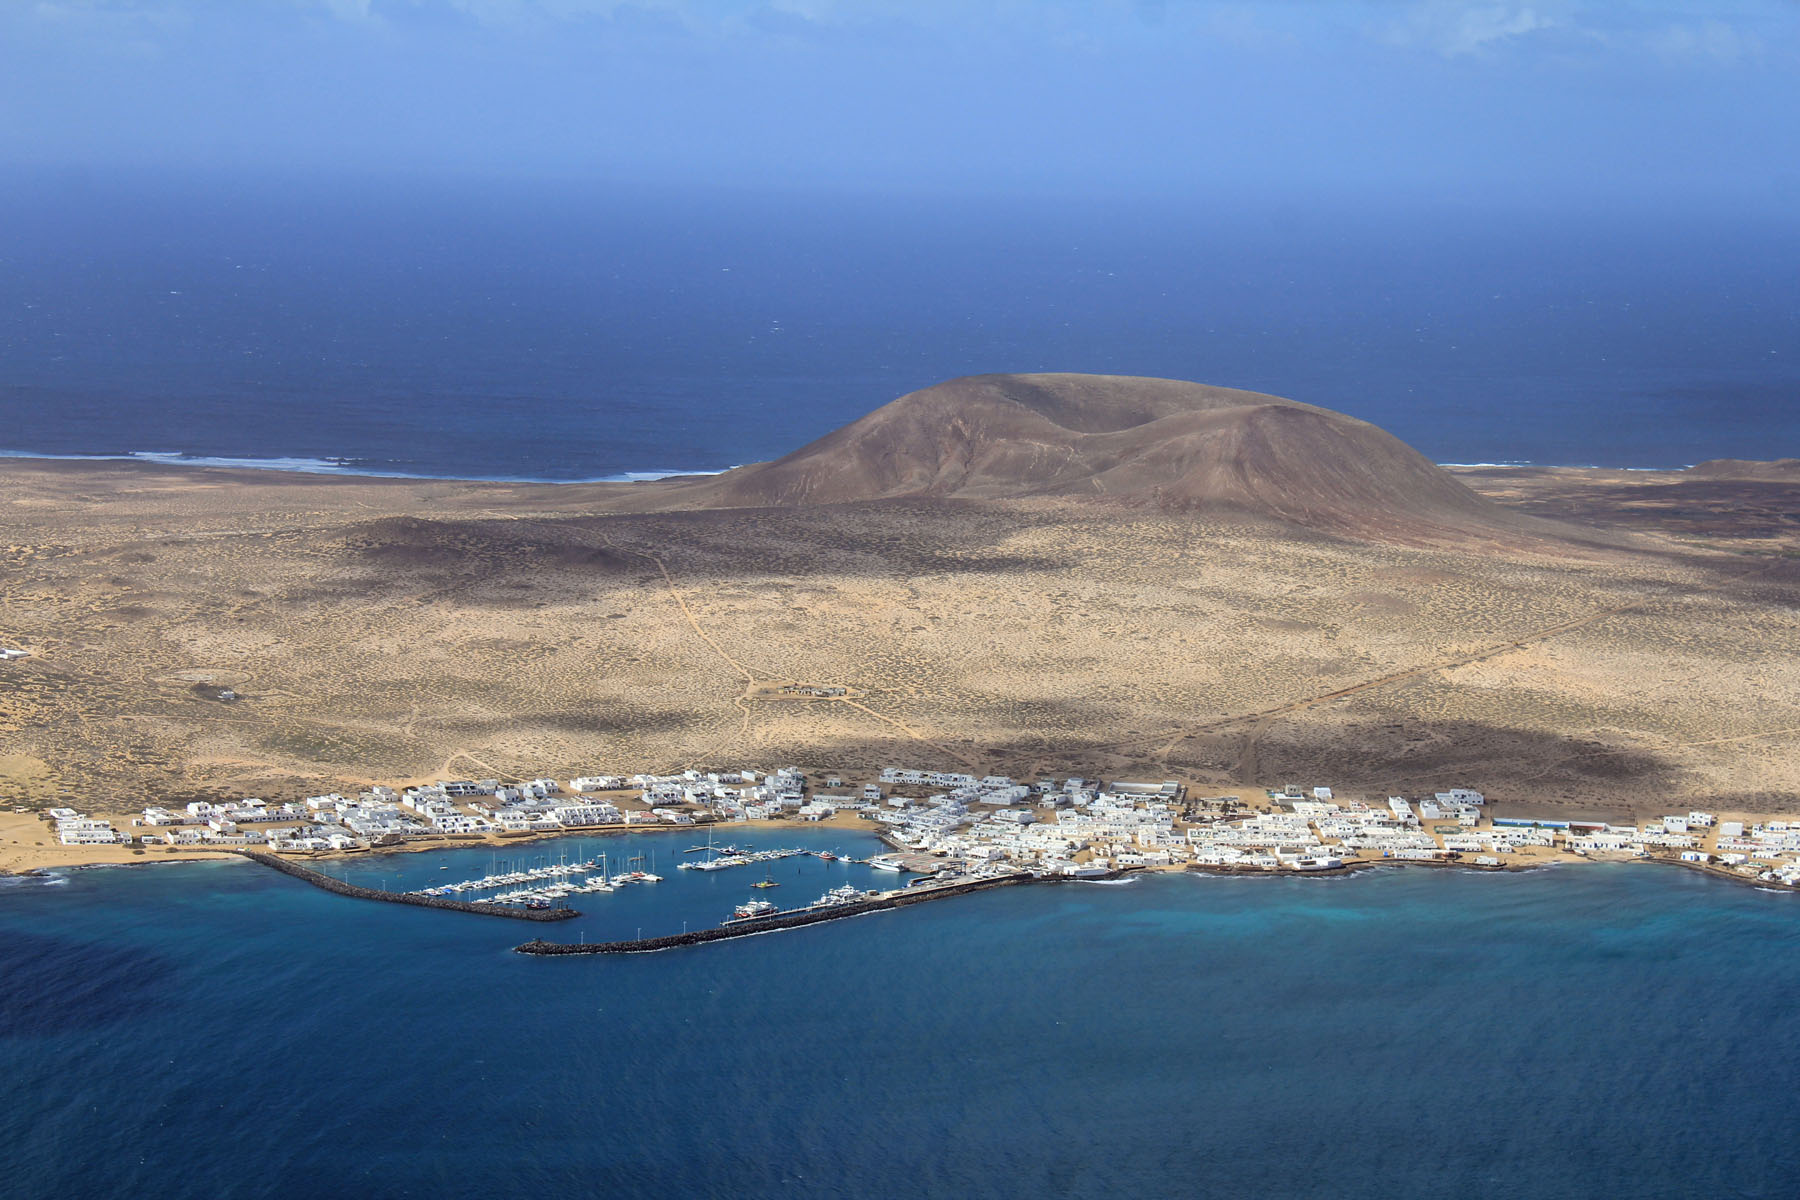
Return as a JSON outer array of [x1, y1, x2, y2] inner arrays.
[[808, 884, 875, 909], [730, 898, 778, 920]]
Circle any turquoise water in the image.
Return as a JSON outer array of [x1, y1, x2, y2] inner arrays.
[[3, 829, 1799, 1198]]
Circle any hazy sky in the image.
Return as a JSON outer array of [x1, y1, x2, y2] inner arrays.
[[3, 1, 1797, 208]]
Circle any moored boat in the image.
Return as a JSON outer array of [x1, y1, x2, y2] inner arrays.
[[808, 883, 876, 909], [731, 898, 778, 920]]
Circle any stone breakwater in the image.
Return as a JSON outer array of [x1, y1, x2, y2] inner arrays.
[[237, 851, 580, 921], [516, 873, 1036, 955]]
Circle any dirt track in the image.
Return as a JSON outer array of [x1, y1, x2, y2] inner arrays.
[[1, 456, 1797, 816]]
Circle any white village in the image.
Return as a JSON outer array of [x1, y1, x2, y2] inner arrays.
[[35, 762, 1800, 903]]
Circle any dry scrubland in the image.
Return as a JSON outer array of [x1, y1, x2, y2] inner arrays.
[[1, 457, 1797, 819]]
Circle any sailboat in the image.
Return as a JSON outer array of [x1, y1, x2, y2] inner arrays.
[[582, 854, 615, 893]]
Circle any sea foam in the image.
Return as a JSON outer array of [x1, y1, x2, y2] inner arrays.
[[0, 449, 733, 485]]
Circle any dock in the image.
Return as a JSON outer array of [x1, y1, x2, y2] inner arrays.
[[516, 872, 1038, 955], [675, 846, 808, 873]]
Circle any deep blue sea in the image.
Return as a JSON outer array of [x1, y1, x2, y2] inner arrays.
[[3, 827, 1799, 1199], [1, 172, 1796, 477]]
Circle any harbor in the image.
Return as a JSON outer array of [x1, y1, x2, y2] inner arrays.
[[253, 824, 935, 942], [230, 822, 1077, 948]]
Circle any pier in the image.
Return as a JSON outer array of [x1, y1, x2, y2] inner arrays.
[[237, 851, 580, 921], [676, 846, 808, 872], [516, 872, 1037, 955]]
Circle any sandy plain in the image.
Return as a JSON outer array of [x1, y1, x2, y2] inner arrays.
[[0, 457, 1797, 830]]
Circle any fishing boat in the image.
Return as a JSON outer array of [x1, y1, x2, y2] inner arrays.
[[751, 868, 780, 890]]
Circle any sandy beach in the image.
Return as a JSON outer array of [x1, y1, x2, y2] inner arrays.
[[0, 810, 223, 874]]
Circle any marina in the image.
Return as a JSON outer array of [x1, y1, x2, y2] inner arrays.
[[232, 821, 1057, 950], [404, 851, 665, 909], [240, 824, 929, 945]]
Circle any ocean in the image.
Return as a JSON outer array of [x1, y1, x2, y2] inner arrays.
[[5, 174, 1800, 1197], [3, 829, 1798, 1199], [1, 171, 1796, 478]]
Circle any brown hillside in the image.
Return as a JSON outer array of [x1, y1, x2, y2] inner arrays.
[[1688, 458, 1800, 481], [691, 373, 1561, 544]]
